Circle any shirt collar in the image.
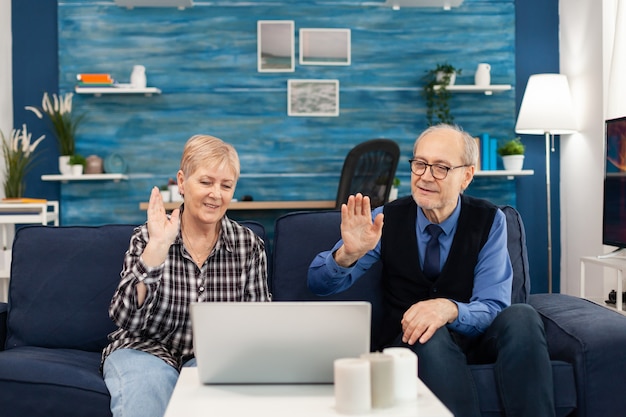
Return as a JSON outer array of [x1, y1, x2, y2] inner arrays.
[[175, 203, 232, 252], [416, 195, 462, 236]]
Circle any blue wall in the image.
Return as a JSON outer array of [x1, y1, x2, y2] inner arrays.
[[12, 0, 560, 293]]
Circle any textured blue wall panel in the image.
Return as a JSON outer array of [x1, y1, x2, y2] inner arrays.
[[57, 0, 516, 225]]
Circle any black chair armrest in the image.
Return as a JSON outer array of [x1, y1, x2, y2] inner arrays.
[[529, 293, 626, 416], [0, 302, 7, 351]]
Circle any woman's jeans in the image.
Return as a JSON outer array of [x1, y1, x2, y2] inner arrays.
[[103, 349, 196, 417], [393, 303, 555, 417]]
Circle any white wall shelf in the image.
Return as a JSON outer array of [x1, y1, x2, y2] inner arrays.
[[74, 86, 161, 97], [433, 84, 512, 95], [474, 169, 534, 178], [384, 0, 463, 9], [41, 174, 128, 183]]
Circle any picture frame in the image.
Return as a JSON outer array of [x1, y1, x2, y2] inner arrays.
[[257, 20, 295, 72], [288, 79, 340, 117], [299, 28, 351, 66]]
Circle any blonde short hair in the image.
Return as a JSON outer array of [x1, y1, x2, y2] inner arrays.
[[179, 135, 240, 180]]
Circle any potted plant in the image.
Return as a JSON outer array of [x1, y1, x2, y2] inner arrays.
[[497, 137, 525, 171], [422, 63, 462, 126], [69, 153, 86, 176], [1, 124, 46, 198], [25, 92, 85, 175]]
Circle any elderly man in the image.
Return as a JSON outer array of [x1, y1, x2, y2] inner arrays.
[[308, 124, 554, 417]]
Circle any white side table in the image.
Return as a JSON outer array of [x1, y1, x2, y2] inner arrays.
[[164, 368, 452, 417], [0, 201, 59, 302], [580, 255, 626, 313]]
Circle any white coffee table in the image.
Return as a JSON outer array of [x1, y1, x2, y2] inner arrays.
[[164, 368, 452, 417]]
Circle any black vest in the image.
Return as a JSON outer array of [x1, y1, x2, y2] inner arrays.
[[378, 194, 496, 345]]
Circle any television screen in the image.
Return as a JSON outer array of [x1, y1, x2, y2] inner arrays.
[[603, 116, 626, 248]]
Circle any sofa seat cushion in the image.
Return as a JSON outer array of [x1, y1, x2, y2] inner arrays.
[[0, 346, 111, 417], [470, 360, 576, 417]]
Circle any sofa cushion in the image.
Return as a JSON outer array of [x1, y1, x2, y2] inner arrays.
[[271, 210, 385, 350], [499, 205, 530, 304], [5, 225, 136, 352], [0, 346, 111, 417]]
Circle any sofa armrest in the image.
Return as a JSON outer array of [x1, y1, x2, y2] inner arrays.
[[529, 293, 626, 417], [0, 302, 7, 351]]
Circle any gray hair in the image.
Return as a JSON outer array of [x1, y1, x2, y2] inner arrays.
[[413, 123, 479, 167]]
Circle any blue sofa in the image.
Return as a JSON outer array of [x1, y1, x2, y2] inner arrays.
[[270, 208, 626, 417], [1, 209, 626, 417]]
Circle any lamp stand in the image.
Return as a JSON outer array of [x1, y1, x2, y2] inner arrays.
[[544, 132, 553, 293]]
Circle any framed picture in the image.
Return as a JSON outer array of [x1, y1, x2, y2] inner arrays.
[[257, 20, 295, 72], [299, 29, 351, 66], [288, 79, 340, 117]]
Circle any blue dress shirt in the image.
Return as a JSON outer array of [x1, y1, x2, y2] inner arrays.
[[308, 196, 512, 338]]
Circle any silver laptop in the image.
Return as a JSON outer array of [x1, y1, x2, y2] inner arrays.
[[190, 301, 371, 384]]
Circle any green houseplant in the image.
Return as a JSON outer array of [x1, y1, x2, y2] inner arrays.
[[497, 137, 525, 156], [25, 92, 85, 175], [1, 125, 46, 198], [69, 153, 86, 176], [497, 137, 525, 171], [422, 63, 462, 126]]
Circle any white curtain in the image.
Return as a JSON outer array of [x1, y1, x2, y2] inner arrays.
[[607, 0, 626, 119]]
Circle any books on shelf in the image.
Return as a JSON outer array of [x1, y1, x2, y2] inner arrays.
[[476, 133, 501, 171]]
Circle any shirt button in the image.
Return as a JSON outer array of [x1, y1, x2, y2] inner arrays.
[[199, 286, 205, 292], [432, 287, 438, 293]]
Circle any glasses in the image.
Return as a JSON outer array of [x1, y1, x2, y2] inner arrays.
[[409, 159, 469, 180]]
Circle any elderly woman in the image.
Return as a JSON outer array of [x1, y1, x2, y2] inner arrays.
[[102, 135, 270, 417]]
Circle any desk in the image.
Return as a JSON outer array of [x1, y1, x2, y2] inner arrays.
[[164, 368, 452, 417], [0, 201, 59, 301], [580, 255, 626, 313], [139, 200, 336, 211]]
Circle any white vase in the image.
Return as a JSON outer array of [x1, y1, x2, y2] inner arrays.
[[474, 63, 491, 86], [58, 155, 72, 175], [130, 65, 147, 89], [71, 165, 84, 176], [169, 184, 183, 202], [160, 189, 171, 203], [501, 155, 525, 171], [388, 187, 398, 202], [436, 71, 456, 86]]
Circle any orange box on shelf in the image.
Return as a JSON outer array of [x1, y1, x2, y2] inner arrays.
[[76, 73, 113, 84]]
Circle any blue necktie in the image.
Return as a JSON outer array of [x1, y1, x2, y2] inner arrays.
[[424, 224, 443, 280]]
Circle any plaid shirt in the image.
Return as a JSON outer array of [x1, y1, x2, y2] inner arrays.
[[101, 212, 270, 370]]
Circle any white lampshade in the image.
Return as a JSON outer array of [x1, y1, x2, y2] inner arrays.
[[515, 74, 578, 135]]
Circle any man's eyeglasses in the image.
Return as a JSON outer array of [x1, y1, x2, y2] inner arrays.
[[409, 159, 469, 180]]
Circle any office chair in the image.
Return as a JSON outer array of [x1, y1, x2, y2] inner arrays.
[[335, 138, 401, 209]]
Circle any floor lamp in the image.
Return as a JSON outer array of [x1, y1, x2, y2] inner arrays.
[[515, 74, 577, 293]]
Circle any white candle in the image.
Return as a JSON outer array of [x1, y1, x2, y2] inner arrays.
[[382, 347, 418, 401], [334, 358, 371, 414], [360, 352, 395, 409]]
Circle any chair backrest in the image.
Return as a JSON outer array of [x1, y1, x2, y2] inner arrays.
[[335, 139, 401, 209]]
